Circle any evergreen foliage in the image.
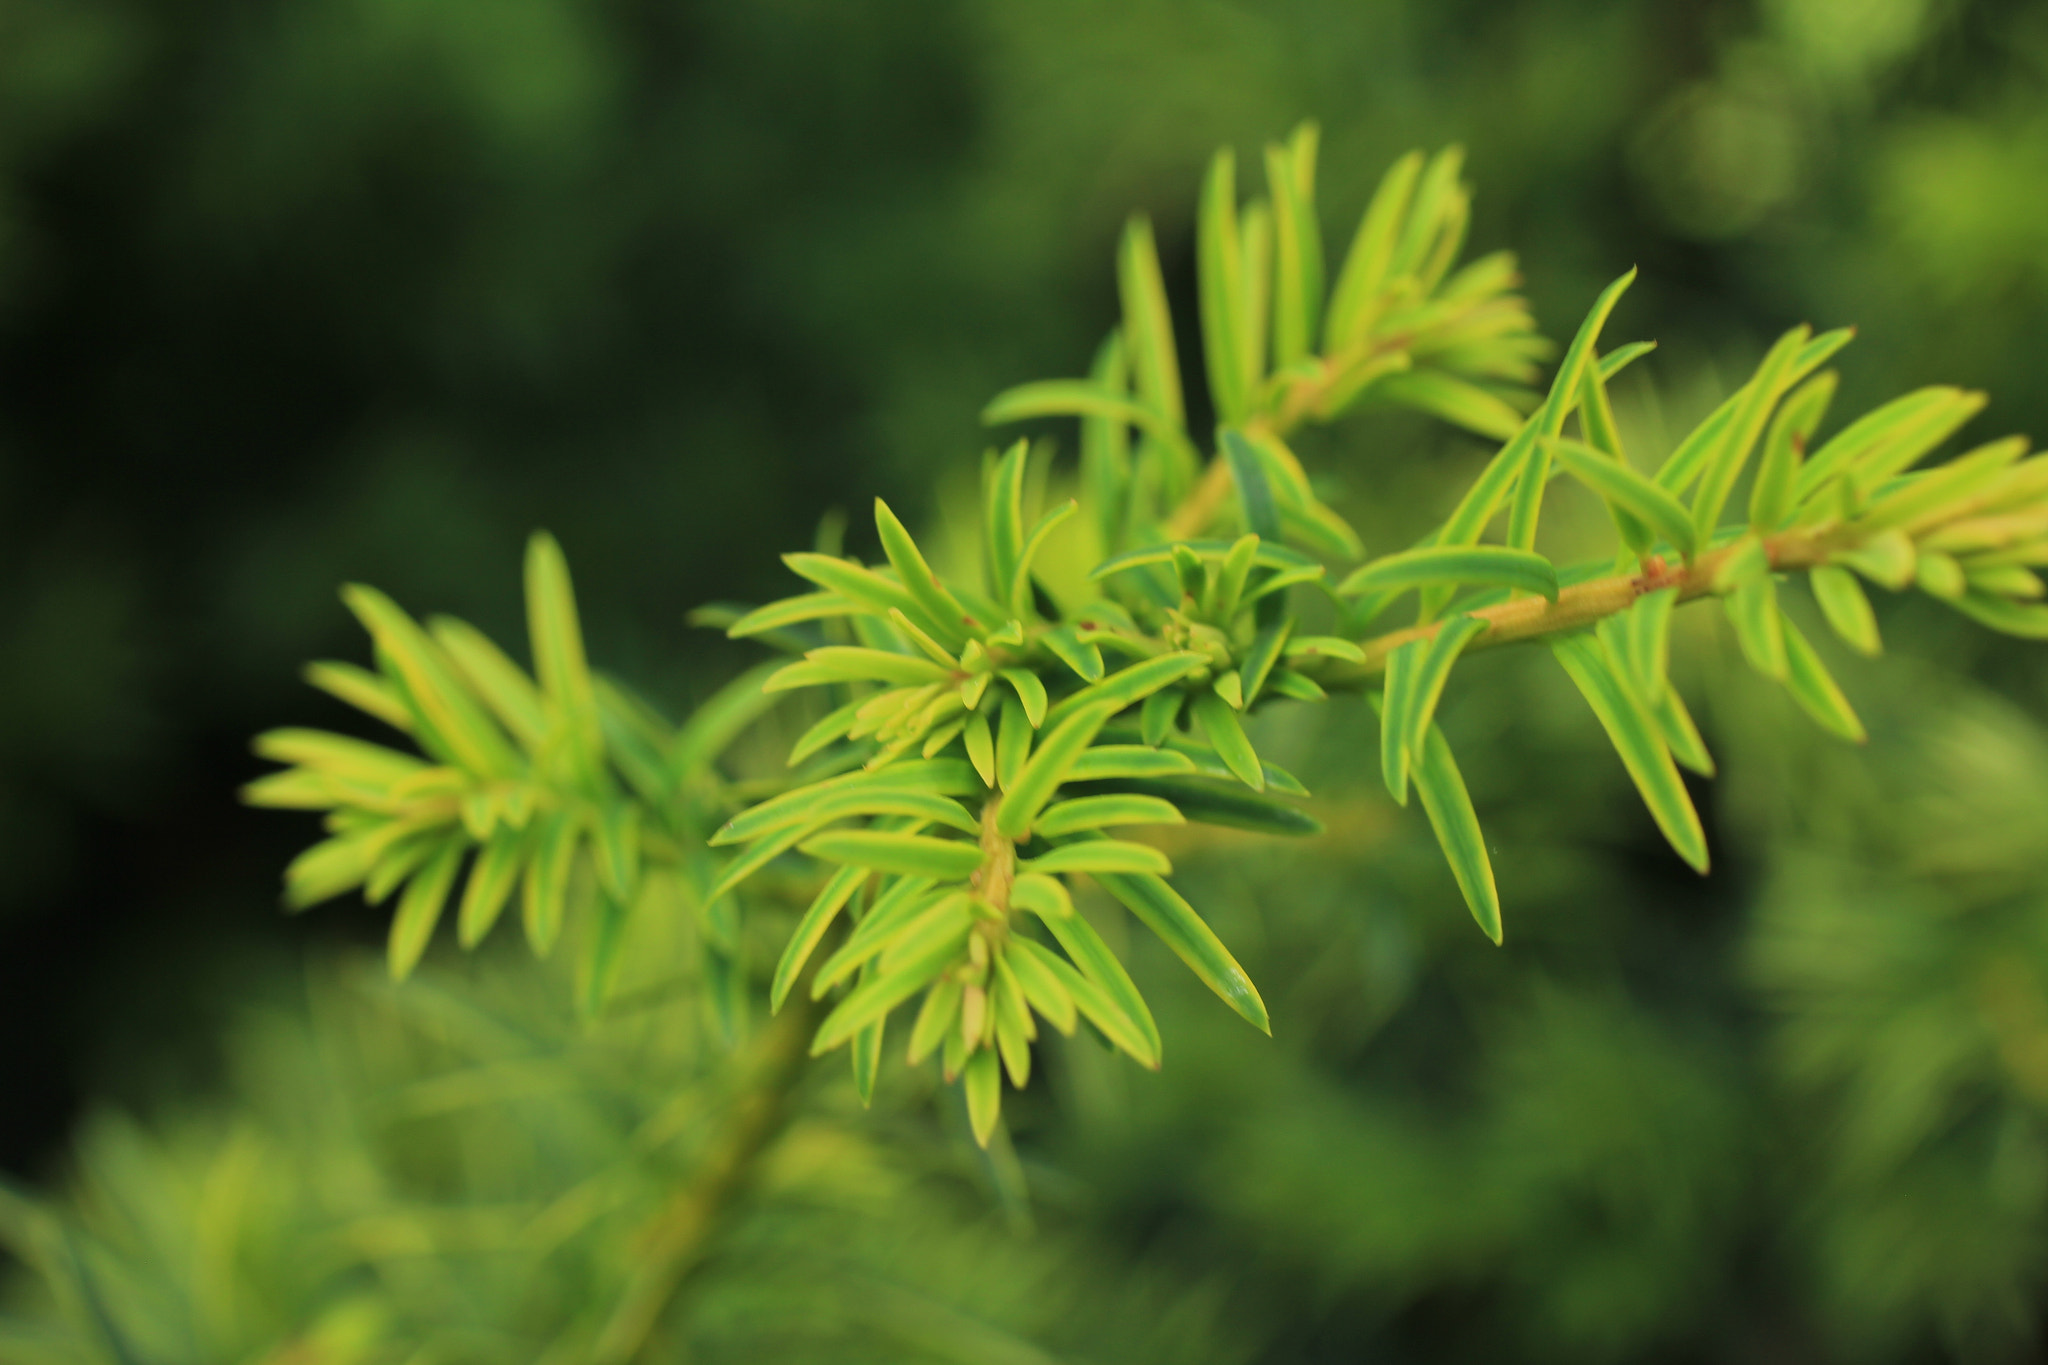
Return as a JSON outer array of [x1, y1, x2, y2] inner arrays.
[[239, 126, 2048, 1143], [11, 85, 2048, 1360]]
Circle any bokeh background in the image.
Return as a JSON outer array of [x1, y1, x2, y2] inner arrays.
[[4, 0, 2048, 1359]]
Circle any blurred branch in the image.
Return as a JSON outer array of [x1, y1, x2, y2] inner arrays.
[[593, 995, 821, 1364]]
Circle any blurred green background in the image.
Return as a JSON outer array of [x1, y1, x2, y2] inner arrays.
[[4, 0, 2048, 1359]]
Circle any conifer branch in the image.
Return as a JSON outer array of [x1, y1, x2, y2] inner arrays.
[[1317, 526, 1848, 684], [245, 120, 2048, 1143]]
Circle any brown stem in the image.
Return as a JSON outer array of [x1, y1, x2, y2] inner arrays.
[[1162, 457, 1239, 541], [972, 799, 1016, 914], [592, 995, 819, 1364], [1159, 339, 1408, 542], [1312, 527, 1846, 688]]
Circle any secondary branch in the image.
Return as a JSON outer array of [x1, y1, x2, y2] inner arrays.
[[1312, 526, 1844, 687]]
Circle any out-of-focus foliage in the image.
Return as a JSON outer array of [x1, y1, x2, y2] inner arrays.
[[0, 944, 1239, 1364], [6, 0, 2048, 1362], [1735, 664, 2048, 1361]]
